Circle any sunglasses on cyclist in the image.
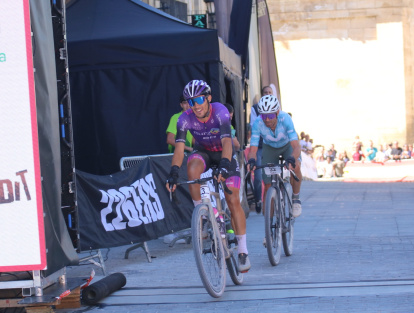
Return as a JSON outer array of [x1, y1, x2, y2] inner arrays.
[[260, 113, 277, 121], [188, 96, 206, 107]]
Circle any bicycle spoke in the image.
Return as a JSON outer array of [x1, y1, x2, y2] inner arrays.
[[192, 204, 226, 298]]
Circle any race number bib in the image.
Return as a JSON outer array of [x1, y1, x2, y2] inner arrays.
[[264, 166, 281, 176], [200, 185, 211, 200]]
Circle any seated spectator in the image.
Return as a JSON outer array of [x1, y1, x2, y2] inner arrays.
[[408, 144, 413, 158], [352, 145, 365, 162], [323, 156, 334, 178], [401, 144, 410, 159], [390, 141, 403, 161], [305, 134, 313, 154], [325, 144, 337, 161], [333, 153, 346, 177], [314, 147, 325, 178], [299, 132, 306, 149], [300, 132, 310, 153], [375, 144, 387, 163], [365, 140, 378, 162], [384, 143, 393, 160], [353, 135, 363, 152], [342, 150, 350, 164]]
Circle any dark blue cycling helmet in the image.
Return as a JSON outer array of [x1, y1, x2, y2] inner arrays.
[[183, 80, 211, 100]]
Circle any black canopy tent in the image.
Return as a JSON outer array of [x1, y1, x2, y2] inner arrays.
[[67, 0, 244, 175]]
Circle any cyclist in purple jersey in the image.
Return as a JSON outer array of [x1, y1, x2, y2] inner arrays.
[[176, 102, 231, 152], [166, 79, 251, 273]]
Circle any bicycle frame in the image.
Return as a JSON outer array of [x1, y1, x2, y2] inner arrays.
[[199, 181, 225, 257], [266, 163, 293, 215]]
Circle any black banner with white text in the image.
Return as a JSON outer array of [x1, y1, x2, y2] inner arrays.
[[75, 155, 193, 251]]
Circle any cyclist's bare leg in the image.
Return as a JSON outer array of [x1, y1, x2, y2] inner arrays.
[[224, 187, 246, 235], [187, 158, 205, 201], [290, 159, 302, 195]]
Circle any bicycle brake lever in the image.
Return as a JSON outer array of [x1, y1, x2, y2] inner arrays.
[[290, 170, 300, 182]]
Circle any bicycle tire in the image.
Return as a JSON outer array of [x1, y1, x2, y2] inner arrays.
[[282, 181, 294, 256], [221, 199, 244, 285], [226, 253, 243, 285], [191, 204, 226, 298], [264, 186, 282, 266]]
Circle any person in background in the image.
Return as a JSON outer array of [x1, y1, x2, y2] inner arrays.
[[401, 144, 410, 159], [352, 145, 365, 162], [390, 141, 403, 161], [325, 144, 337, 161], [365, 140, 378, 162], [223, 103, 241, 151], [384, 143, 393, 160], [249, 85, 273, 213], [375, 144, 386, 163], [315, 147, 326, 178], [166, 96, 194, 153], [247, 95, 303, 218], [353, 135, 363, 152], [333, 153, 346, 177], [323, 156, 334, 178], [299, 132, 307, 152], [342, 150, 350, 164], [306, 135, 313, 155]]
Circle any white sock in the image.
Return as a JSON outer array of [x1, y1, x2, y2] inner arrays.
[[193, 199, 202, 207], [236, 234, 248, 254], [293, 193, 300, 200]]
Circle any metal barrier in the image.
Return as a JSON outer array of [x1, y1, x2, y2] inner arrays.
[[119, 153, 173, 170]]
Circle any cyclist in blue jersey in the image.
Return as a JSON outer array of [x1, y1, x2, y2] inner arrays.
[[166, 80, 251, 273], [247, 95, 303, 218]]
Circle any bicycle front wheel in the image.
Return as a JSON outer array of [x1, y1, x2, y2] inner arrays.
[[264, 186, 282, 266], [191, 204, 226, 298], [282, 181, 294, 256]]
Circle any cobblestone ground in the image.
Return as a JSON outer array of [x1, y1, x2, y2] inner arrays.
[[60, 181, 414, 313]]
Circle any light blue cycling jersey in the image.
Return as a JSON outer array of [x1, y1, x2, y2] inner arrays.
[[251, 111, 298, 148]]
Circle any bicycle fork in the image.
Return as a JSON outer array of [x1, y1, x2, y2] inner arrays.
[[200, 183, 221, 258]]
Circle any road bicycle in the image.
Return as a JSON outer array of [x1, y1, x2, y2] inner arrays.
[[171, 172, 243, 298], [255, 157, 299, 266]]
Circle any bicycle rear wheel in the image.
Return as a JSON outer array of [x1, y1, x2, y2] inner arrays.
[[221, 198, 244, 285], [191, 204, 226, 298], [226, 253, 243, 285], [282, 181, 294, 256], [264, 186, 282, 266]]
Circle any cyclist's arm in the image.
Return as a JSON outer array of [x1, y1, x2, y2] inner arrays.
[[247, 145, 258, 160], [167, 132, 193, 152], [173, 114, 189, 165], [221, 137, 233, 161], [171, 142, 185, 167]]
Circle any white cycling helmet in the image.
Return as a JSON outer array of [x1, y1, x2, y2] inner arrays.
[[257, 95, 280, 114]]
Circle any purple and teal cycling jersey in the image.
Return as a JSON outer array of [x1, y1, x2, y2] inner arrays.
[[176, 102, 232, 151]]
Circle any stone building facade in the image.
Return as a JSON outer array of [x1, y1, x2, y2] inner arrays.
[[267, 0, 414, 154]]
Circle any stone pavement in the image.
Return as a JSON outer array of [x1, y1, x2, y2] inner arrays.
[[61, 181, 414, 313]]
